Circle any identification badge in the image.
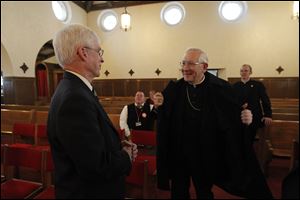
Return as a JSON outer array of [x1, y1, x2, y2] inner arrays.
[[135, 122, 142, 127]]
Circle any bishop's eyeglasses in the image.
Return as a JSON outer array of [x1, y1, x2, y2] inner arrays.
[[180, 60, 203, 67]]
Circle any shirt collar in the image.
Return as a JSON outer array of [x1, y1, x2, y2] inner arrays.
[[241, 78, 251, 84], [135, 103, 144, 108], [66, 70, 93, 91]]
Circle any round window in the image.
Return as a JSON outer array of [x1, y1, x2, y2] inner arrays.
[[218, 1, 247, 22], [98, 10, 118, 32], [161, 2, 185, 26], [52, 1, 72, 24]]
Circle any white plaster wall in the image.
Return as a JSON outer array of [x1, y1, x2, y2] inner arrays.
[[1, 1, 87, 77], [1, 43, 14, 76], [88, 1, 298, 80], [1, 1, 299, 80]]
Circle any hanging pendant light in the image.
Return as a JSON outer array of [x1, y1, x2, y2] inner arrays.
[[292, 1, 299, 21], [121, 7, 131, 31]]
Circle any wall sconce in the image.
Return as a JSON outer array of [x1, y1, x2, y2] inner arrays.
[[292, 1, 299, 21], [121, 7, 131, 31]]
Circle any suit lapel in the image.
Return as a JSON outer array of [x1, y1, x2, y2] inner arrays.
[[92, 95, 118, 133]]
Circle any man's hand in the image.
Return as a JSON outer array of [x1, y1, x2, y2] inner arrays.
[[122, 140, 138, 162], [241, 109, 253, 125], [262, 117, 272, 126]]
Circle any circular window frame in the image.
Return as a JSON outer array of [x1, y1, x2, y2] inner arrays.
[[160, 2, 186, 26], [52, 1, 72, 24], [218, 1, 247, 23], [97, 9, 119, 32]]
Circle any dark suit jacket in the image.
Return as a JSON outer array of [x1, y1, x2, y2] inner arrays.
[[47, 72, 132, 199], [232, 79, 272, 130], [156, 72, 273, 199]]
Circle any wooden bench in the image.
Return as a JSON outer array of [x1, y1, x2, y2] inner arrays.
[[103, 107, 123, 114], [272, 113, 299, 121], [289, 139, 299, 171], [34, 111, 49, 125], [1, 104, 49, 111], [256, 120, 299, 176], [1, 109, 35, 133], [107, 114, 120, 130], [271, 98, 298, 108], [266, 120, 299, 157], [272, 107, 299, 114]]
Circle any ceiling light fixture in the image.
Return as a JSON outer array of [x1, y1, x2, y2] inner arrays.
[[121, 7, 131, 31], [292, 1, 299, 21]]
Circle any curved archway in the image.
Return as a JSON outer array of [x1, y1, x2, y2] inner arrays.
[[35, 39, 63, 104], [1, 43, 14, 76], [35, 40, 54, 104], [35, 62, 49, 103]]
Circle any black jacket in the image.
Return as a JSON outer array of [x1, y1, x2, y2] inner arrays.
[[232, 79, 272, 129], [47, 72, 131, 199], [156, 72, 273, 199]]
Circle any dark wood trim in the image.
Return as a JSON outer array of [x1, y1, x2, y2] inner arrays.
[[73, 1, 167, 13], [72, 1, 86, 11], [3, 76, 36, 105], [92, 78, 176, 97], [228, 77, 299, 99]]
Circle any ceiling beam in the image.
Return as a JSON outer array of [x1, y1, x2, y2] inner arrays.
[[72, 1, 86, 11], [85, 1, 94, 12], [90, 1, 167, 12]]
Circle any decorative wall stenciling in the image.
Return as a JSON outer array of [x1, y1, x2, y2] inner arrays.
[[276, 66, 284, 74], [20, 63, 29, 73], [128, 69, 135, 76], [155, 68, 162, 76], [104, 70, 110, 77]]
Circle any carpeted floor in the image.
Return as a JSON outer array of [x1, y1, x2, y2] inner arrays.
[[4, 154, 291, 199], [155, 157, 290, 199]]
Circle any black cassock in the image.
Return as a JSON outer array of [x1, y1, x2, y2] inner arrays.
[[156, 72, 273, 199]]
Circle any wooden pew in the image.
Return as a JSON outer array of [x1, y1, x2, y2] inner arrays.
[[272, 107, 299, 114], [272, 113, 299, 121], [1, 104, 49, 111], [271, 99, 299, 109], [267, 120, 299, 157], [256, 120, 299, 176], [103, 107, 123, 114], [99, 96, 134, 108], [107, 114, 120, 130], [289, 139, 299, 171], [1, 109, 35, 133], [34, 111, 49, 125], [256, 127, 273, 176]]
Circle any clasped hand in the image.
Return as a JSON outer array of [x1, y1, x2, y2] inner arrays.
[[241, 109, 252, 125], [122, 140, 138, 162]]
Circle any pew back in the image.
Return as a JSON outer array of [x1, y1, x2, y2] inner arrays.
[[1, 109, 35, 133], [267, 120, 299, 157], [108, 114, 120, 130], [34, 111, 49, 125]]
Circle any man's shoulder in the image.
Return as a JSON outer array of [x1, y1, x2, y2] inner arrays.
[[127, 103, 135, 109], [206, 72, 230, 88], [232, 80, 242, 86], [249, 79, 264, 86]]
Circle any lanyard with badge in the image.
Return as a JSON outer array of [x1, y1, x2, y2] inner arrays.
[[135, 106, 143, 127]]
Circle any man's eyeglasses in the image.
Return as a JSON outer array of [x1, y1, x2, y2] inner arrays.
[[180, 60, 203, 67], [84, 47, 104, 57]]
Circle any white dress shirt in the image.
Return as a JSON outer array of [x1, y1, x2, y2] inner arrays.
[[119, 103, 154, 137]]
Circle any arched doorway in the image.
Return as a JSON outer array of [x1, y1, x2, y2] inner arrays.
[[35, 63, 49, 103], [35, 40, 64, 104]]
